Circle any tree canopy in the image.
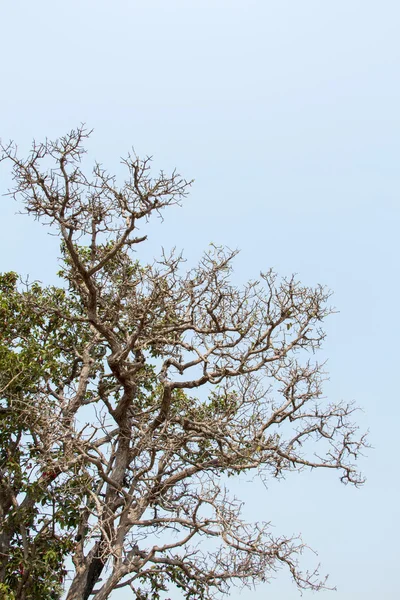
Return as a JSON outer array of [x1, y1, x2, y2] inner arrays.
[[0, 127, 367, 600]]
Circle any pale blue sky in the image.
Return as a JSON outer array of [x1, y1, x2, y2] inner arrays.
[[1, 1, 399, 598]]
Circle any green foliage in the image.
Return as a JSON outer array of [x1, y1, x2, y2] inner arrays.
[[0, 273, 89, 598]]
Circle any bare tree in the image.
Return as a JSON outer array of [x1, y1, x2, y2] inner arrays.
[[0, 127, 367, 600]]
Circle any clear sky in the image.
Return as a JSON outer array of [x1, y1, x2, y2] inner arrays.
[[1, 1, 399, 598]]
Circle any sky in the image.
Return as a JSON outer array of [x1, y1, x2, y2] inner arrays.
[[0, 1, 399, 598]]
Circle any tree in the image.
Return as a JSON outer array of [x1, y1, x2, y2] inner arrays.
[[0, 127, 367, 600]]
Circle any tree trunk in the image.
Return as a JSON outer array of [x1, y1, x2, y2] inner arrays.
[[66, 542, 106, 600]]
